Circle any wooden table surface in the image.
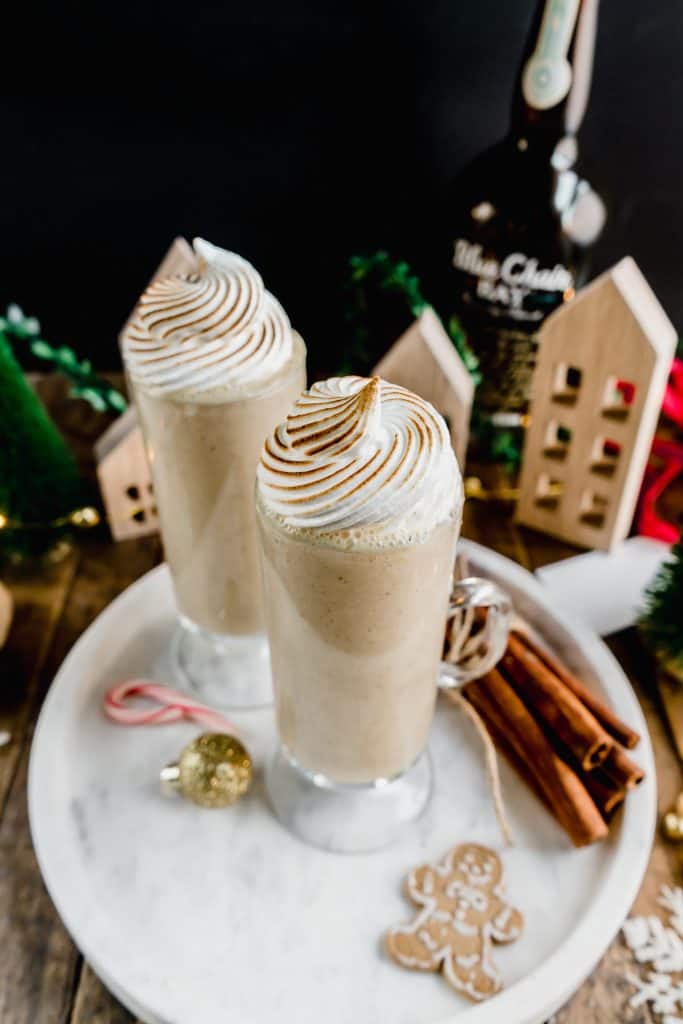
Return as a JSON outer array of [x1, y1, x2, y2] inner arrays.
[[0, 377, 680, 1024]]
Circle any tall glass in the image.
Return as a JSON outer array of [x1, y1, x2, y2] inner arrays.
[[257, 501, 509, 852], [130, 334, 306, 707]]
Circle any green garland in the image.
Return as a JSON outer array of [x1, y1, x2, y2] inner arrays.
[[343, 252, 526, 466], [641, 539, 683, 673], [343, 252, 481, 385], [1, 304, 127, 414], [349, 252, 427, 319]]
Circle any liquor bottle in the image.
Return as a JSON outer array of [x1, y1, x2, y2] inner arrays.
[[444, 0, 606, 421]]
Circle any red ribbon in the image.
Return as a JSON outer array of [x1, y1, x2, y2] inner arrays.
[[663, 358, 683, 428], [637, 437, 683, 544]]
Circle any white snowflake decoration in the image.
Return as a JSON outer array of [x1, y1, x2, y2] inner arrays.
[[626, 972, 683, 1015], [623, 886, 683, 1021], [623, 915, 683, 973], [660, 887, 683, 939]]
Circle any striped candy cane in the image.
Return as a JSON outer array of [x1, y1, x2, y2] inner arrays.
[[104, 680, 238, 734]]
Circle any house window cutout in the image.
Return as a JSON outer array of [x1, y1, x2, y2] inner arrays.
[[125, 482, 157, 526], [552, 364, 582, 405], [580, 490, 609, 528], [590, 437, 622, 477], [543, 421, 572, 460], [535, 473, 563, 509], [602, 377, 636, 420]]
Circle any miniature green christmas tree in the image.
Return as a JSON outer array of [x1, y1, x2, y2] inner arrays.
[[0, 332, 84, 557], [641, 538, 683, 675], [0, 304, 125, 558]]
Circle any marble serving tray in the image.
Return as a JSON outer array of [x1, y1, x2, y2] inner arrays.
[[28, 540, 655, 1024]]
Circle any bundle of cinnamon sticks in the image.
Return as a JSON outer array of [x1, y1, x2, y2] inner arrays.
[[448, 628, 644, 847]]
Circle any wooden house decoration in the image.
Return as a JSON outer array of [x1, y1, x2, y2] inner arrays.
[[373, 307, 474, 467], [95, 406, 158, 540], [95, 237, 197, 541], [516, 257, 677, 551]]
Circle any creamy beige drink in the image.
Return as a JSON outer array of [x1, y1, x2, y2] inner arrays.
[[135, 355, 304, 634], [256, 376, 463, 783], [121, 238, 306, 703]]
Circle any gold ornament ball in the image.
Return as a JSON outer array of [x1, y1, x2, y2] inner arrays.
[[167, 733, 252, 808], [662, 812, 683, 842]]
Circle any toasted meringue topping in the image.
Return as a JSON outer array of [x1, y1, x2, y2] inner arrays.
[[122, 238, 294, 394], [257, 376, 462, 540]]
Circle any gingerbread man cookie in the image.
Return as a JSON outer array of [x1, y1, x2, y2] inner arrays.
[[386, 843, 523, 1002]]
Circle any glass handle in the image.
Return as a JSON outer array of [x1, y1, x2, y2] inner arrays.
[[438, 577, 512, 690]]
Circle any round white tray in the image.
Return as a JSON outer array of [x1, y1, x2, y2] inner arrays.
[[28, 541, 656, 1024]]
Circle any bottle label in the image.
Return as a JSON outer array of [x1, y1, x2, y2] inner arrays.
[[522, 0, 580, 110], [452, 238, 574, 321]]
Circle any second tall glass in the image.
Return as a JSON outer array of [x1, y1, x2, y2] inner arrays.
[[122, 237, 306, 708]]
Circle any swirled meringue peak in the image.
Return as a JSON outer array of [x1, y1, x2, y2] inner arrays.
[[257, 376, 463, 545], [122, 238, 295, 395]]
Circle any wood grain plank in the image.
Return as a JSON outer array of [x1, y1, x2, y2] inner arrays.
[[0, 552, 79, 817], [462, 481, 531, 571], [0, 374, 155, 1022], [70, 965, 137, 1024], [516, 524, 581, 571], [0, 533, 161, 1024], [608, 630, 683, 889], [0, 374, 124, 818], [554, 941, 656, 1023], [0, 579, 13, 647], [0, 739, 81, 1024]]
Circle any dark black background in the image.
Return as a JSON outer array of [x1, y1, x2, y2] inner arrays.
[[3, 2, 682, 373]]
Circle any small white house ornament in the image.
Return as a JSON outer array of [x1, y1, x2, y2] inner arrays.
[[95, 406, 157, 541], [516, 257, 677, 551], [373, 307, 474, 467]]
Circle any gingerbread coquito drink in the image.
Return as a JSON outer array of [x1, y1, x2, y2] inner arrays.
[[256, 376, 463, 784], [121, 238, 306, 705]]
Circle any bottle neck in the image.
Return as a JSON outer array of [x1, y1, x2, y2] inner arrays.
[[509, 0, 599, 165]]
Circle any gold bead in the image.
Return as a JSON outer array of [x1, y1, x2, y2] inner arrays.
[[70, 506, 100, 528], [662, 812, 683, 841], [161, 733, 252, 808]]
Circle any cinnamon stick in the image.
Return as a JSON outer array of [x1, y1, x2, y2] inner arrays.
[[601, 745, 645, 790], [464, 669, 608, 847], [453, 689, 552, 814], [502, 634, 614, 770], [512, 628, 640, 750], [461, 680, 625, 823], [579, 767, 627, 818]]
